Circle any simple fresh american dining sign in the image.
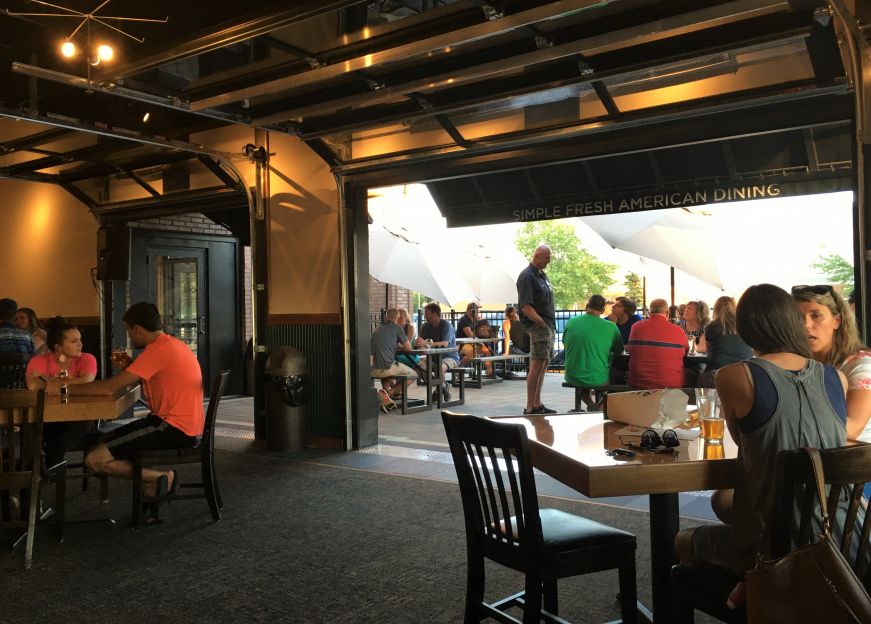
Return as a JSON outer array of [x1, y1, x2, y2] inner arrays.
[[511, 183, 783, 222]]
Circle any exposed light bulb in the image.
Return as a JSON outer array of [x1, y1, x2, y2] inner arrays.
[[142, 112, 150, 123], [97, 44, 114, 62], [60, 41, 77, 58]]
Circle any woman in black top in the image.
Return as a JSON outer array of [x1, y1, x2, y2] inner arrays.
[[698, 296, 753, 387]]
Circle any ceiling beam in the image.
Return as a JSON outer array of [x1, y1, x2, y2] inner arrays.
[[251, 0, 797, 126], [0, 127, 72, 154], [334, 88, 852, 185], [95, 0, 364, 82], [191, 0, 627, 110]]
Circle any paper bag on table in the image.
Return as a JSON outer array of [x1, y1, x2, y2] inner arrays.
[[605, 389, 688, 428]]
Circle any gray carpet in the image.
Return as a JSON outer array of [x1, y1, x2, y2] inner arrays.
[[1, 448, 718, 623]]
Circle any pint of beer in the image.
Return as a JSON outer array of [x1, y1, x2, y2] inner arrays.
[[697, 387, 724, 443]]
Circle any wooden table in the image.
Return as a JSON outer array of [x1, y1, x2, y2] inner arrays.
[[490, 412, 739, 624], [614, 352, 709, 367], [408, 348, 464, 409], [43, 385, 140, 422]]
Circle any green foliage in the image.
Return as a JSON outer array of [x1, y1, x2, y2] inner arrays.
[[515, 221, 617, 308], [623, 272, 643, 303], [811, 254, 854, 286]]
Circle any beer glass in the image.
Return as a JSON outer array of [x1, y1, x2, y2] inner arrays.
[[697, 388, 724, 443]]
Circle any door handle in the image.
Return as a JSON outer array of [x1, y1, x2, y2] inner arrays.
[[199, 316, 206, 335]]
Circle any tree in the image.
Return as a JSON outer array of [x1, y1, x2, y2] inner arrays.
[[623, 272, 643, 303], [811, 254, 854, 286], [515, 221, 617, 308]]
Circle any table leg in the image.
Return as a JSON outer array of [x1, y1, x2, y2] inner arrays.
[[424, 354, 435, 408], [648, 493, 679, 624], [434, 354, 445, 408]]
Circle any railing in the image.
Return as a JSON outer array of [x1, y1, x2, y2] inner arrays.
[[370, 307, 581, 371]]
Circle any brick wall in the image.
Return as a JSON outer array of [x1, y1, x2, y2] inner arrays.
[[131, 213, 231, 235], [368, 276, 413, 317]]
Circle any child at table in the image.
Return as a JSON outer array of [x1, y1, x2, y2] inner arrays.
[[459, 320, 495, 376]]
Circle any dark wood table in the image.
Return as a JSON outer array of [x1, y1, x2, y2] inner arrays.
[[490, 412, 739, 624], [408, 347, 464, 409], [614, 352, 709, 367]]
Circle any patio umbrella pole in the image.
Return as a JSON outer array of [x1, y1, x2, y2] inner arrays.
[[670, 266, 675, 307]]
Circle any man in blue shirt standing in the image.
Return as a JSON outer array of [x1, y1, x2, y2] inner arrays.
[[414, 303, 460, 402], [516, 244, 556, 414]]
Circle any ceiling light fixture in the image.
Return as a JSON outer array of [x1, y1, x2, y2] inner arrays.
[[5, 0, 167, 68]]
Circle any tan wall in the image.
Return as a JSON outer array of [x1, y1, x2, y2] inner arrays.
[[0, 179, 99, 317], [267, 132, 341, 314]]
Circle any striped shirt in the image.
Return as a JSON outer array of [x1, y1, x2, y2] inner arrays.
[[0, 323, 35, 365], [626, 315, 687, 388]]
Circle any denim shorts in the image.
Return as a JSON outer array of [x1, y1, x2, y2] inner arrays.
[[527, 324, 555, 361]]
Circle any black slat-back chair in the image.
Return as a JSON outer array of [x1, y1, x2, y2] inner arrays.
[[130, 370, 230, 526], [0, 389, 66, 568], [672, 444, 871, 622], [0, 362, 27, 390], [442, 411, 638, 624]]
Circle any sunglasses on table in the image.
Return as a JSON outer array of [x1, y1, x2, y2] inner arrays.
[[639, 429, 680, 453], [791, 285, 835, 296]]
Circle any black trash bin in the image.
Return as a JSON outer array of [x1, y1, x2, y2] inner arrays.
[[265, 346, 309, 452]]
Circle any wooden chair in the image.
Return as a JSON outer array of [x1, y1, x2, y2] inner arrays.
[[0, 389, 66, 568], [0, 362, 27, 390], [130, 370, 230, 526], [442, 411, 638, 624], [671, 444, 871, 622]]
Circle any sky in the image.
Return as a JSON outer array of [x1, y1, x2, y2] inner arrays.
[[368, 184, 854, 307]]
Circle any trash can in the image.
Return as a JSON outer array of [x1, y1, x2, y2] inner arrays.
[[264, 346, 309, 451]]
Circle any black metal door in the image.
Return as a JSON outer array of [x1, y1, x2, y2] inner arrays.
[[146, 245, 210, 384]]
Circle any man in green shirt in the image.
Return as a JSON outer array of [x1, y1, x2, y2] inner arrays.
[[563, 294, 624, 410]]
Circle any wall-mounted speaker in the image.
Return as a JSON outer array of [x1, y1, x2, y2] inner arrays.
[[96, 225, 131, 281]]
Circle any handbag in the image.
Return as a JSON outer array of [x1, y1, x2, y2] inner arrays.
[[744, 447, 871, 624]]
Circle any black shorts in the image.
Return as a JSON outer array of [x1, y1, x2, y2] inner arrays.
[[101, 414, 197, 459]]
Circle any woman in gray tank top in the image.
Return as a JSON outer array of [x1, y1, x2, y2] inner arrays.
[[675, 284, 848, 578]]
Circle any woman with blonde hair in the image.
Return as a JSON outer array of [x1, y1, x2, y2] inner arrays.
[[697, 296, 752, 387], [679, 299, 710, 340], [792, 285, 871, 442]]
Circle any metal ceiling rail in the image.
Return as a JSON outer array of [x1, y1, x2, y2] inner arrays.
[[0, 107, 240, 165], [94, 0, 364, 82], [333, 85, 851, 180], [11, 63, 253, 127], [0, 127, 73, 154], [295, 30, 812, 139], [250, 0, 791, 126], [191, 0, 635, 110]]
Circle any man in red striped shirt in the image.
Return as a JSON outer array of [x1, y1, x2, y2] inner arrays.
[[626, 298, 688, 388]]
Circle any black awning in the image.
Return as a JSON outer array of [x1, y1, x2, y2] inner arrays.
[[428, 122, 852, 227]]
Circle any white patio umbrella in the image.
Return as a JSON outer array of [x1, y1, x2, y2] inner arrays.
[[456, 249, 528, 304], [368, 225, 476, 307], [580, 209, 723, 290]]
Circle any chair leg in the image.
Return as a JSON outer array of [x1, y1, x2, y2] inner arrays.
[[465, 550, 485, 623], [54, 471, 66, 542], [131, 459, 144, 527], [211, 458, 223, 510], [24, 483, 39, 569], [618, 554, 639, 624], [99, 475, 109, 503], [543, 578, 558, 615], [522, 572, 543, 624], [672, 570, 695, 624], [202, 452, 221, 521]]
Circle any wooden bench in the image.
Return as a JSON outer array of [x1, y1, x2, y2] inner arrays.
[[468, 354, 531, 389], [561, 382, 632, 412], [371, 373, 429, 415]]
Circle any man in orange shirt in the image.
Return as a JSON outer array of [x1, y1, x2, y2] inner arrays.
[[56, 302, 203, 517]]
